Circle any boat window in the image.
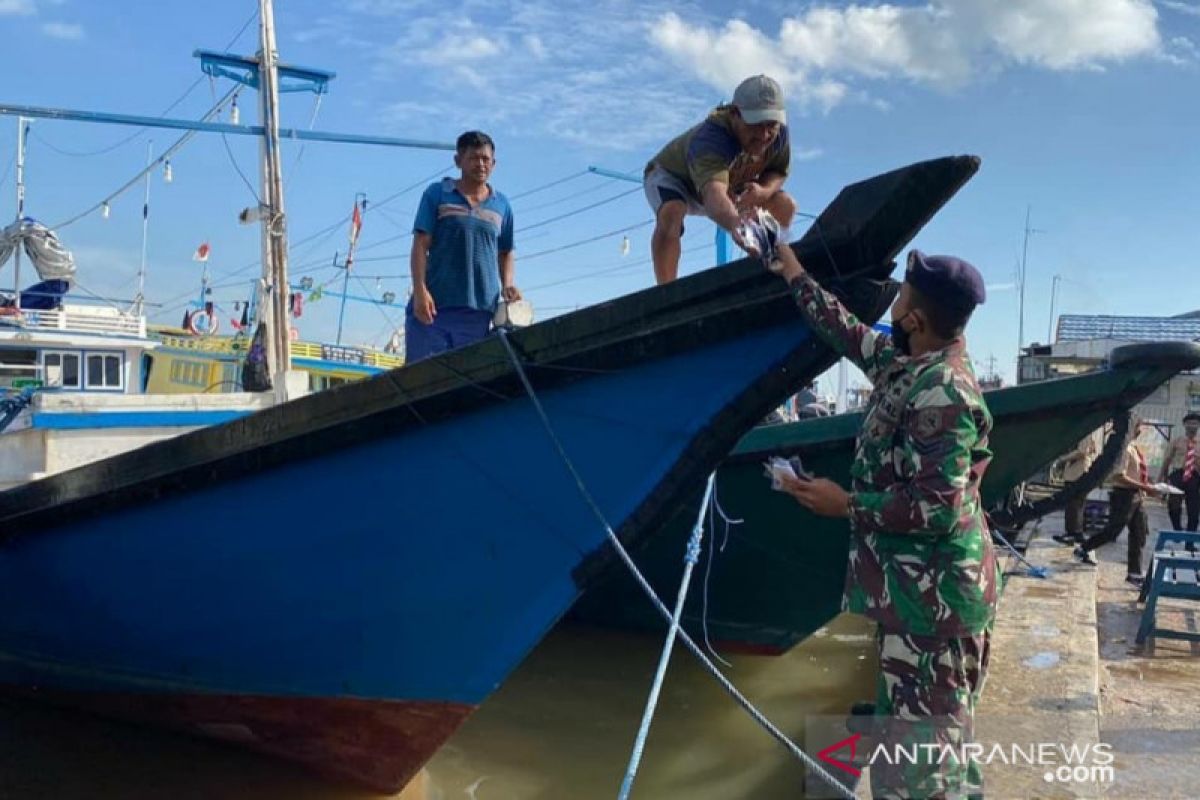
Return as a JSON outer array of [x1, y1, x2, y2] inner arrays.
[[42, 351, 81, 388], [0, 348, 38, 390], [85, 352, 124, 390], [169, 359, 210, 388]]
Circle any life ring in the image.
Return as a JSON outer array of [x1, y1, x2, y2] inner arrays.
[[187, 309, 219, 336]]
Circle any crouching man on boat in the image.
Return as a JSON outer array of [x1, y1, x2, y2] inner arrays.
[[751, 223, 999, 799], [407, 130, 521, 363], [643, 74, 797, 284]]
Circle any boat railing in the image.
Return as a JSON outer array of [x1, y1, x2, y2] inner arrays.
[[155, 332, 249, 354], [153, 333, 405, 369], [3, 307, 146, 338]]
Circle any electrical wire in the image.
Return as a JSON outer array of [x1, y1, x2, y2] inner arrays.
[[519, 185, 641, 232], [212, 79, 262, 203], [50, 88, 238, 230], [508, 169, 589, 200], [27, 9, 259, 158], [520, 220, 652, 262]]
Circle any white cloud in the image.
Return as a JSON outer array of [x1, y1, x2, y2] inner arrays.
[[524, 34, 548, 60], [354, 0, 1166, 152], [793, 147, 825, 162], [424, 32, 505, 63], [370, 2, 717, 151], [41, 21, 83, 40], [651, 0, 1165, 103], [1162, 34, 1199, 64], [0, 0, 34, 14], [1160, 0, 1200, 17], [981, 0, 1160, 70]]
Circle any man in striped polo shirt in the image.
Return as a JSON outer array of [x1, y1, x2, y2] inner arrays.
[[407, 130, 520, 363]]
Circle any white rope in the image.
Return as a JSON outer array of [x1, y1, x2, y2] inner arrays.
[[495, 329, 854, 800]]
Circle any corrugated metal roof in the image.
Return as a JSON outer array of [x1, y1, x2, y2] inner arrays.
[[1056, 314, 1200, 343]]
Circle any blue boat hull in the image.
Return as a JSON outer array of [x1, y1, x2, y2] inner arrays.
[[0, 155, 980, 790], [0, 325, 817, 788]]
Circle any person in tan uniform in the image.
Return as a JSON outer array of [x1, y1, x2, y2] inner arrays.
[[1052, 429, 1102, 545], [1074, 423, 1163, 586], [1159, 412, 1200, 531]]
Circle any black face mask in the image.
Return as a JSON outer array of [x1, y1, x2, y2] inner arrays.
[[891, 311, 914, 356]]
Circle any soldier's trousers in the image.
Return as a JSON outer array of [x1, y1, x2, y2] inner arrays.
[[870, 627, 992, 800]]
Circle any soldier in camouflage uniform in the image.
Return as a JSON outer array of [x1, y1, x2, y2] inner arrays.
[[761, 233, 1000, 799]]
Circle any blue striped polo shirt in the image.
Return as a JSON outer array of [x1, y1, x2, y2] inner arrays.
[[412, 178, 514, 312]]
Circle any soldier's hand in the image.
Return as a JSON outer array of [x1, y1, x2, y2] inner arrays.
[[781, 476, 851, 518]]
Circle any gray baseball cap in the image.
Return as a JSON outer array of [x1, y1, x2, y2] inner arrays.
[[733, 75, 787, 125]]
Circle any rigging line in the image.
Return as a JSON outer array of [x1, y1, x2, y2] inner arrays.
[[69, 278, 137, 316], [368, 204, 414, 235], [367, 166, 452, 212], [352, 229, 412, 256], [520, 220, 652, 262], [49, 88, 237, 230], [354, 273, 403, 332], [345, 226, 558, 267], [281, 93, 324, 192], [523, 241, 710, 293], [288, 218, 348, 266], [369, 318, 396, 347], [514, 176, 620, 215], [164, 167, 451, 303], [508, 169, 589, 200], [153, 257, 342, 320], [211, 79, 262, 203], [26, 8, 260, 158], [0, 151, 14, 192], [518, 185, 642, 233]]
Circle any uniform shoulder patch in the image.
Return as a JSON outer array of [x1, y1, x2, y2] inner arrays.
[[914, 406, 946, 439]]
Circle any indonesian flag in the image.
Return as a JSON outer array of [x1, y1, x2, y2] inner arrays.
[[193, 242, 211, 263], [346, 203, 363, 270], [349, 203, 363, 249]]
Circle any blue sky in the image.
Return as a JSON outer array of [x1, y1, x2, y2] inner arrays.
[[0, 0, 1197, 388]]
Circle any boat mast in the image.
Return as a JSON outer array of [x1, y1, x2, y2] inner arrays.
[[134, 140, 153, 317], [257, 0, 292, 399], [13, 116, 27, 311]]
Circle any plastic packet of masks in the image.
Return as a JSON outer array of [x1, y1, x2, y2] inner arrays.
[[763, 455, 811, 490]]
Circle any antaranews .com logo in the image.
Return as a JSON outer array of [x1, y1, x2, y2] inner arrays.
[[805, 716, 1117, 798]]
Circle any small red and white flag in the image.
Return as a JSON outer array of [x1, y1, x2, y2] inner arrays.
[[349, 203, 363, 249], [193, 242, 211, 263], [345, 202, 364, 271]]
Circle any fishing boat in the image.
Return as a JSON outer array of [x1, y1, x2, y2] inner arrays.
[[0, 155, 978, 791], [572, 340, 1200, 655], [144, 326, 404, 394], [0, 215, 282, 488]]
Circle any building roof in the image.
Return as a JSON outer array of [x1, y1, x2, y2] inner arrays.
[[1056, 314, 1200, 343]]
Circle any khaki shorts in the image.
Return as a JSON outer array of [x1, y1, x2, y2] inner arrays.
[[643, 165, 706, 217]]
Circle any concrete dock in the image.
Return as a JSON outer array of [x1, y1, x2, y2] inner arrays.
[[980, 504, 1200, 799]]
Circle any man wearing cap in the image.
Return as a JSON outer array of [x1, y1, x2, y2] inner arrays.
[[1161, 412, 1200, 531], [643, 74, 796, 284], [754, 230, 998, 799]]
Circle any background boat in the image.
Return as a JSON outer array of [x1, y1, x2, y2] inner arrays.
[[572, 340, 1200, 655]]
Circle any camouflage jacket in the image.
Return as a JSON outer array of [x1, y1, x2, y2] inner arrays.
[[790, 272, 1000, 637]]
